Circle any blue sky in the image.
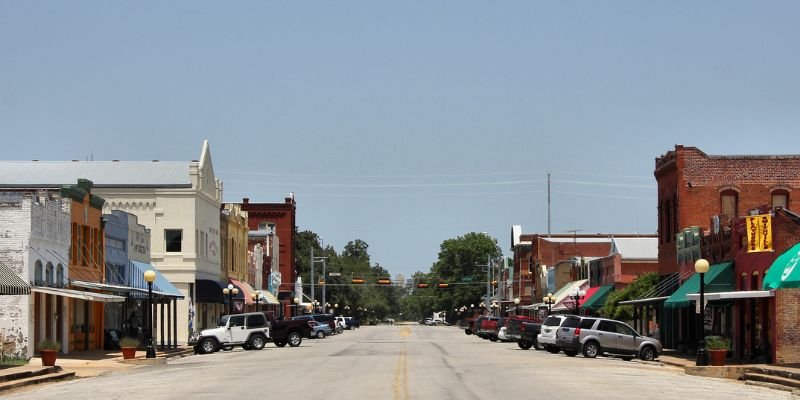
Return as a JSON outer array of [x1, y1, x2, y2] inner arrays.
[[3, 2, 800, 277]]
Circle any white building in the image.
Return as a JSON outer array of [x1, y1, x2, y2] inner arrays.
[[0, 140, 223, 343], [0, 191, 71, 358]]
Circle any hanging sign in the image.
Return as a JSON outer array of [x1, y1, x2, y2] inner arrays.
[[745, 215, 772, 253]]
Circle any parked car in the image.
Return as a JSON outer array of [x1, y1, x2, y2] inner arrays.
[[264, 312, 313, 347], [293, 314, 338, 335], [555, 316, 662, 361], [537, 315, 568, 353], [309, 320, 332, 339], [189, 312, 270, 354], [504, 316, 542, 350]]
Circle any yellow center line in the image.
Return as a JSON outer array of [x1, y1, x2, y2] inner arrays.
[[394, 328, 411, 400]]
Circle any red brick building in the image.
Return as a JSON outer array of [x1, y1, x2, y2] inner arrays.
[[239, 196, 296, 316]]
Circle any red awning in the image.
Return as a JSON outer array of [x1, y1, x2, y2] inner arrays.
[[581, 286, 602, 304], [229, 278, 255, 305]]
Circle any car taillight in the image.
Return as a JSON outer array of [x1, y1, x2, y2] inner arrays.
[[574, 328, 581, 337], [521, 323, 526, 332]]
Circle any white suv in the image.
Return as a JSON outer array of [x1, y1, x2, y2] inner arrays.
[[537, 315, 567, 353], [189, 312, 270, 354]]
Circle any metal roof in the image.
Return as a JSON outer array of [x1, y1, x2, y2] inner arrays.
[[0, 161, 191, 188], [609, 237, 658, 260]]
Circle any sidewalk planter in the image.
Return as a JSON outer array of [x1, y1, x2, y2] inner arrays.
[[119, 337, 140, 360], [705, 336, 731, 367], [37, 340, 61, 366]]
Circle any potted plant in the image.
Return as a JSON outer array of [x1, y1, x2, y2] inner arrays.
[[705, 336, 731, 366], [119, 337, 139, 360], [38, 340, 60, 366]]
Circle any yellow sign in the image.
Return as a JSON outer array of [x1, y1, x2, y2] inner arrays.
[[746, 215, 773, 253]]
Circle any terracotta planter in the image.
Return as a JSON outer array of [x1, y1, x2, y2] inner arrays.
[[708, 349, 727, 366], [121, 347, 137, 360], [40, 349, 58, 366]]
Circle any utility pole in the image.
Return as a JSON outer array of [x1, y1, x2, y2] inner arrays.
[[310, 247, 315, 303], [322, 257, 327, 311], [547, 172, 551, 236]]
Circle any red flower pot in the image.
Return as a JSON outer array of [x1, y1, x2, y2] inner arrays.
[[40, 349, 58, 366], [708, 349, 727, 366], [121, 347, 137, 360]]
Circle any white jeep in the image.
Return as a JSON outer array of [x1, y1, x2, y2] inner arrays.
[[189, 312, 270, 354]]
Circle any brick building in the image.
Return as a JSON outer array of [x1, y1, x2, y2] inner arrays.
[[239, 196, 296, 317]]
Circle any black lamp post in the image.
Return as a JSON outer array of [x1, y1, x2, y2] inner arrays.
[[695, 258, 710, 366], [143, 270, 157, 359], [543, 293, 556, 315], [570, 290, 586, 315], [293, 297, 300, 317], [252, 290, 262, 312], [223, 284, 239, 316]]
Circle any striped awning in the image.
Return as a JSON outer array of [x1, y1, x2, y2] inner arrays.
[[0, 262, 30, 295]]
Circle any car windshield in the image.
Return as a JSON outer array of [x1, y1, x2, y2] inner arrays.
[[217, 315, 229, 327]]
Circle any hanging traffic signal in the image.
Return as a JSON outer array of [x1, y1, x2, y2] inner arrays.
[[437, 283, 449, 288], [417, 283, 430, 289], [318, 279, 326, 285], [377, 278, 392, 285], [491, 280, 498, 287], [351, 278, 365, 284]]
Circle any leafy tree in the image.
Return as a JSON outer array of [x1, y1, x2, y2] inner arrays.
[[601, 272, 659, 321]]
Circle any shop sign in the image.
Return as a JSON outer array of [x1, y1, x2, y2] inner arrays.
[[746, 215, 772, 253]]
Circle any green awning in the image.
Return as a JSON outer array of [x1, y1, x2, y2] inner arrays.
[[763, 243, 800, 290], [582, 284, 615, 310], [664, 262, 734, 308]]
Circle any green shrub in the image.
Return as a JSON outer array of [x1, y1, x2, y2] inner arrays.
[[119, 337, 140, 348], [705, 336, 731, 350], [37, 340, 61, 351]]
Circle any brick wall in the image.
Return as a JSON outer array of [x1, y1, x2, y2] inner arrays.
[[774, 289, 800, 364]]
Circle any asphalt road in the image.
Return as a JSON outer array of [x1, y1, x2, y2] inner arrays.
[[6, 325, 792, 400]]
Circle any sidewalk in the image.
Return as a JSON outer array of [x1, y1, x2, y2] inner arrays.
[[656, 349, 800, 382]]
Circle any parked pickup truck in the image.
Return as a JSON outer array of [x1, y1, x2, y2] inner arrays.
[[476, 316, 500, 341], [504, 316, 543, 350], [266, 311, 313, 347]]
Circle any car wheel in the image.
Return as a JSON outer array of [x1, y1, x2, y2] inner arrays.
[[336, 327, 344, 334], [518, 340, 533, 350], [534, 339, 546, 351], [489, 336, 498, 342], [564, 350, 578, 357], [249, 335, 266, 350], [221, 345, 234, 351], [199, 338, 217, 354], [288, 331, 302, 347], [640, 346, 656, 361], [582, 341, 600, 358], [316, 330, 326, 339], [275, 340, 287, 347], [465, 329, 472, 335]]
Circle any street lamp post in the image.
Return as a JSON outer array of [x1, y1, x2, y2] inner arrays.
[[695, 258, 710, 366], [222, 284, 239, 316], [570, 290, 586, 315], [143, 270, 157, 359], [293, 297, 300, 317], [514, 298, 520, 316], [543, 293, 556, 315], [252, 290, 262, 312]]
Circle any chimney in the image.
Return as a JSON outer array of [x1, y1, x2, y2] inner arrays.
[[243, 198, 249, 204]]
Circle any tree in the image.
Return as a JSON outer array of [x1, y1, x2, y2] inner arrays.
[[601, 272, 659, 321]]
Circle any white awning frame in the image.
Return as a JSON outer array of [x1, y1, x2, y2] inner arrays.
[[31, 286, 126, 303], [686, 290, 775, 301], [618, 296, 670, 305]]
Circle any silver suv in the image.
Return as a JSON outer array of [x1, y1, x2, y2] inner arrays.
[[555, 316, 662, 361], [537, 315, 567, 353]]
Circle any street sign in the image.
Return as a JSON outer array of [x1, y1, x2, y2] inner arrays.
[[328, 272, 341, 277]]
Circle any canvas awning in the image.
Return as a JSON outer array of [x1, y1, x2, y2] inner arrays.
[[581, 284, 615, 310], [0, 262, 30, 295], [551, 279, 590, 310], [229, 278, 255, 305], [664, 262, 734, 308], [196, 279, 228, 304], [31, 286, 125, 303], [259, 290, 280, 305], [686, 290, 774, 301], [128, 261, 184, 298], [763, 243, 800, 290]]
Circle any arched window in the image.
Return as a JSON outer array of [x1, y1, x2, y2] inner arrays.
[[45, 262, 54, 286], [720, 189, 738, 219], [772, 189, 789, 210], [56, 264, 64, 287], [34, 260, 44, 285]]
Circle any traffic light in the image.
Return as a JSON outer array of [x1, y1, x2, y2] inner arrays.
[[351, 278, 365, 284], [417, 283, 430, 289], [437, 283, 449, 288], [491, 280, 498, 287], [318, 279, 325, 285], [377, 278, 392, 285]]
